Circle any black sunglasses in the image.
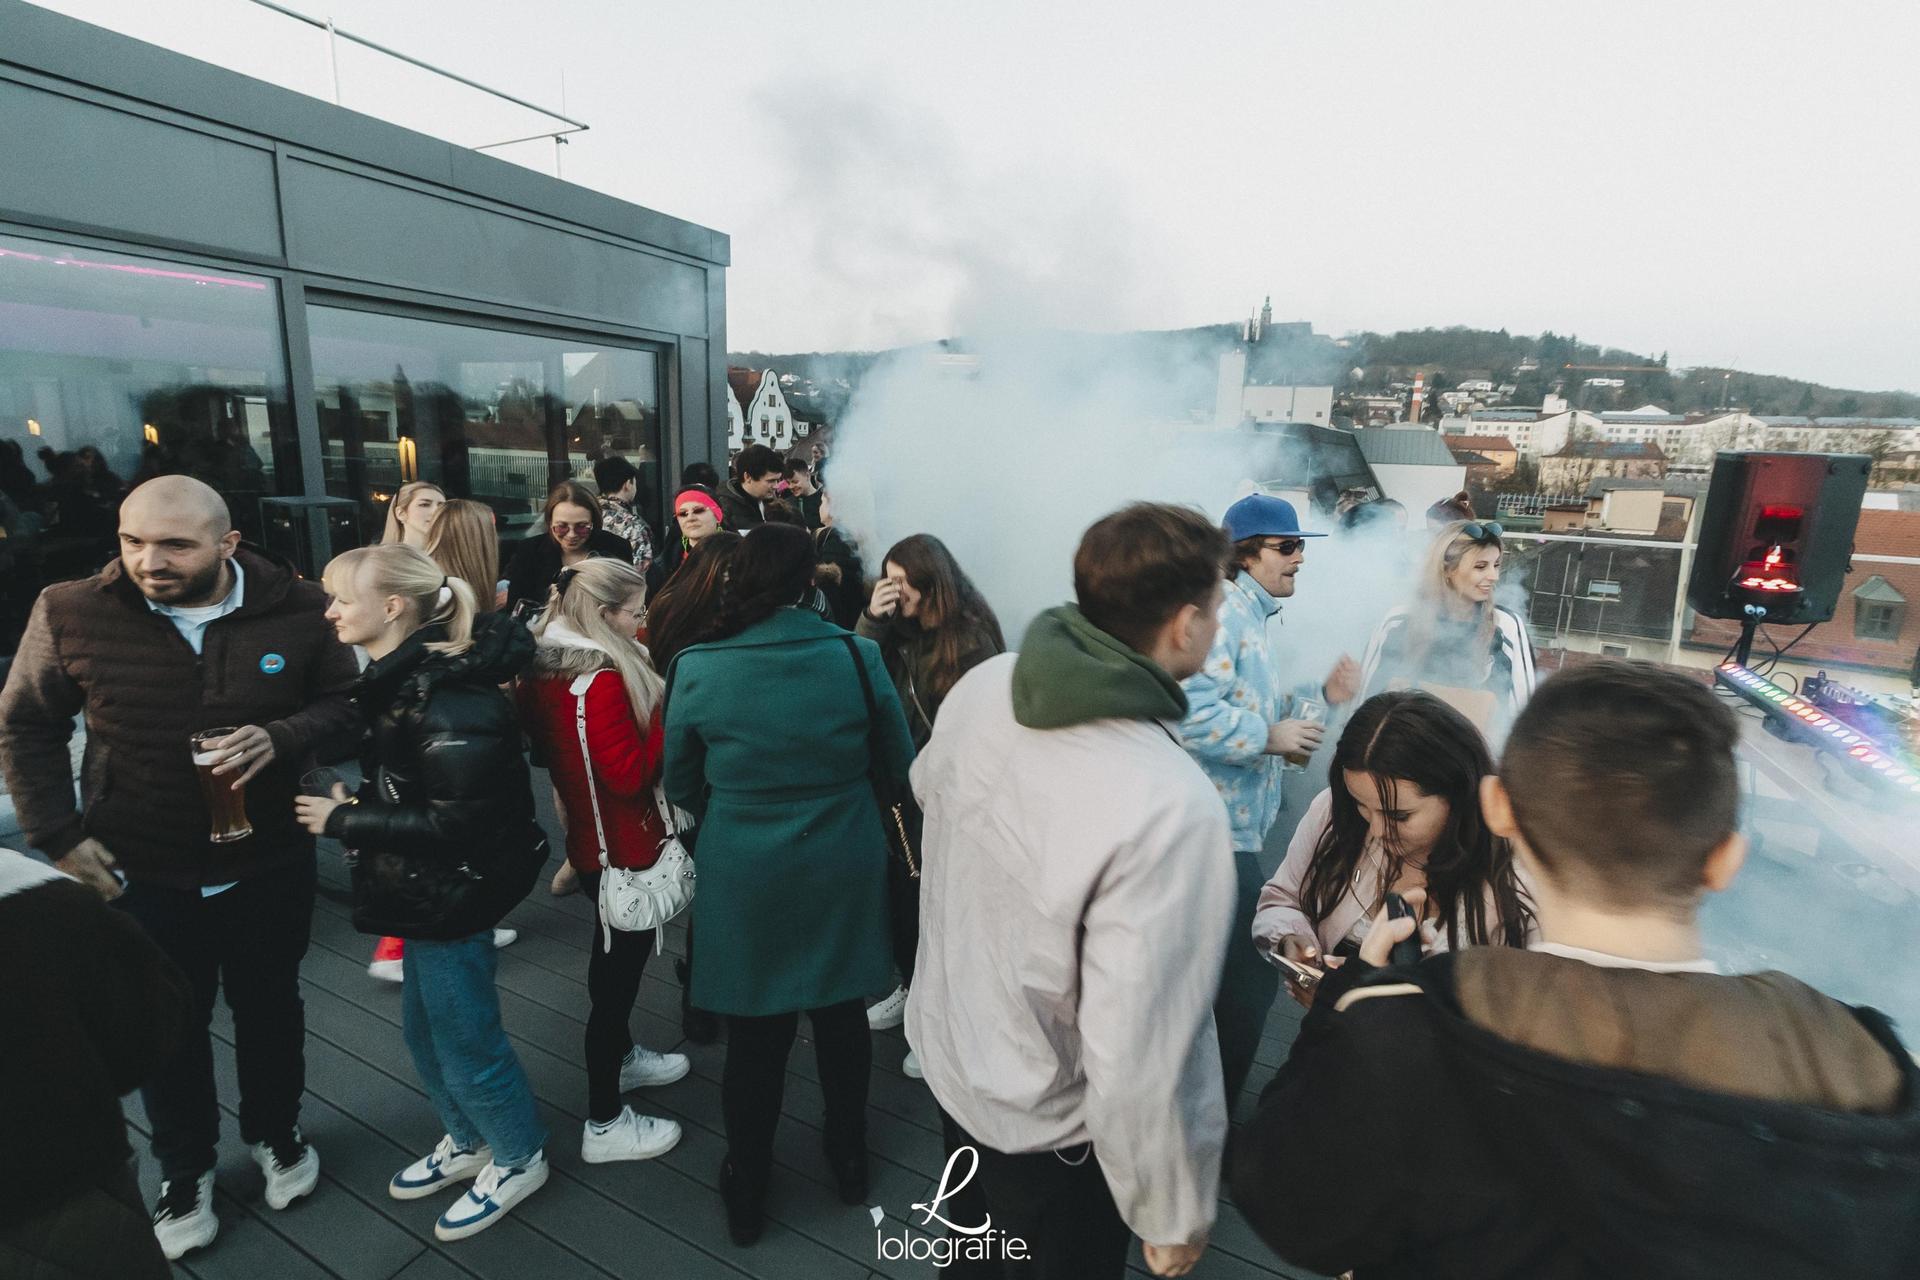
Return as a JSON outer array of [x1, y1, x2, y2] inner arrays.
[[1462, 522, 1503, 543], [1259, 537, 1306, 556]]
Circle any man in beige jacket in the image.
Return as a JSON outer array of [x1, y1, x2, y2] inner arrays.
[[907, 503, 1237, 1279]]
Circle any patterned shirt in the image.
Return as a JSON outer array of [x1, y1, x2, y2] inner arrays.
[[600, 495, 654, 574], [1179, 570, 1289, 851]]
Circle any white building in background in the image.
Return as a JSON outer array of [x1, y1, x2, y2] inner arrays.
[[1353, 428, 1468, 514], [725, 382, 747, 452], [1734, 416, 1920, 457], [1214, 349, 1333, 427], [1442, 406, 1598, 459], [726, 367, 797, 452], [1579, 413, 1920, 472]]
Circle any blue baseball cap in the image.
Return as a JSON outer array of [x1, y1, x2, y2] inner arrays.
[[1222, 494, 1326, 543]]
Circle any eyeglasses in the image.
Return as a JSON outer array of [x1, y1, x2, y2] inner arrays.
[[1259, 538, 1305, 556], [675, 506, 712, 520], [1462, 522, 1504, 542], [551, 521, 594, 536]]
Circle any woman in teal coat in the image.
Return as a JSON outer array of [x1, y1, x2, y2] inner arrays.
[[661, 523, 915, 1246]]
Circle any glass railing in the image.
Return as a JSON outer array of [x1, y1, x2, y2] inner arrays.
[[1498, 530, 1920, 1026]]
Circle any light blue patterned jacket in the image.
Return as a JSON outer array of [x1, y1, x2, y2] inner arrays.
[[1179, 570, 1288, 851]]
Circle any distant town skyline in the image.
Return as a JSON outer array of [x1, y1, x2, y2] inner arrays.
[[28, 0, 1920, 393]]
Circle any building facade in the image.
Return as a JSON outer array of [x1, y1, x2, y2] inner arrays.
[[0, 1, 729, 668], [1539, 441, 1668, 492]]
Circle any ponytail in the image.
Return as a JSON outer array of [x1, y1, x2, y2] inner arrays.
[[321, 544, 476, 655]]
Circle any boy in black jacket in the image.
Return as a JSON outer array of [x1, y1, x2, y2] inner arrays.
[[1232, 661, 1920, 1280], [0, 848, 191, 1279]]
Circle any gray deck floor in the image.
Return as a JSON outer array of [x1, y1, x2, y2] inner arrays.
[[128, 824, 1318, 1280]]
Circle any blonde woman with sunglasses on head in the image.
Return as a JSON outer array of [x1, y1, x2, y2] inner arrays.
[[1358, 520, 1537, 733]]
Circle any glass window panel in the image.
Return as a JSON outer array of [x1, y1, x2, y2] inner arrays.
[[0, 231, 294, 662], [305, 305, 662, 551]]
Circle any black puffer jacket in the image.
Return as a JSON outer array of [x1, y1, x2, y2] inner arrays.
[[327, 612, 544, 940]]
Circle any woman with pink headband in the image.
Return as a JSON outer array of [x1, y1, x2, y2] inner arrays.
[[646, 484, 728, 594]]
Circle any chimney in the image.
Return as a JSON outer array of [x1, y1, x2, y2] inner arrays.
[[1408, 373, 1425, 424]]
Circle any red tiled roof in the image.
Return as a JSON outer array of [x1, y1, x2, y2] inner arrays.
[[726, 367, 762, 410], [1442, 435, 1519, 453]]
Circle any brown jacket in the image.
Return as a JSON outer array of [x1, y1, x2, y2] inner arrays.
[[1233, 947, 1918, 1279], [0, 548, 361, 888]]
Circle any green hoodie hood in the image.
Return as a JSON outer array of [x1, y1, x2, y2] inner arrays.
[[1011, 604, 1189, 729]]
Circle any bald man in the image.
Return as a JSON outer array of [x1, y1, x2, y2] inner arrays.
[[0, 475, 359, 1261]]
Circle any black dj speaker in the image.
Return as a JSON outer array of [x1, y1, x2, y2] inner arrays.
[[1686, 451, 1869, 624]]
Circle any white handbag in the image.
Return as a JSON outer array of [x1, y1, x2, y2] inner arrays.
[[570, 672, 695, 953]]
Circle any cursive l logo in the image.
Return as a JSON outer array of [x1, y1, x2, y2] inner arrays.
[[911, 1146, 992, 1236]]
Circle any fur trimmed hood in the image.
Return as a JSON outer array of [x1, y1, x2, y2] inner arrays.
[[528, 618, 618, 677]]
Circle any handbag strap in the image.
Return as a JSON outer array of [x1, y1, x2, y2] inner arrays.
[[840, 634, 883, 771], [569, 672, 613, 869]]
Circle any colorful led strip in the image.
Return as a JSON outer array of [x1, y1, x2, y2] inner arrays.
[[1716, 661, 1920, 794]]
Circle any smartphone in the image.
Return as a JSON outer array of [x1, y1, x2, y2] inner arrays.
[[1270, 951, 1323, 992]]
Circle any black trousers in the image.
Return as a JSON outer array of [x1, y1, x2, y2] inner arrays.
[[583, 875, 656, 1123], [721, 999, 869, 1186], [114, 857, 315, 1182], [0, 1160, 170, 1280], [1214, 848, 1281, 1110], [889, 859, 920, 987], [936, 1111, 1132, 1280]]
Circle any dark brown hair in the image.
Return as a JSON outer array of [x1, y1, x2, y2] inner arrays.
[[1501, 660, 1740, 913], [881, 534, 1006, 700], [646, 530, 743, 670], [542, 480, 602, 541], [1301, 691, 1531, 949], [718, 523, 815, 637], [1073, 503, 1226, 652]]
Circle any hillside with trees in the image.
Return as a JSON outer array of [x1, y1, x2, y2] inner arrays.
[[734, 323, 1919, 423]]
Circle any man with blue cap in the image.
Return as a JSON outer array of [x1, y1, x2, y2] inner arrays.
[[1179, 493, 1359, 1109]]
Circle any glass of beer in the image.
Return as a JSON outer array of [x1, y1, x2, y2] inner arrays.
[[1282, 694, 1327, 771], [191, 727, 254, 844]]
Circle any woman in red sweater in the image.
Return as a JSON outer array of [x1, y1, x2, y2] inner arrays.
[[515, 558, 688, 1164]]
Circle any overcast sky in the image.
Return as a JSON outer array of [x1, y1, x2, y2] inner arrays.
[[27, 0, 1920, 391]]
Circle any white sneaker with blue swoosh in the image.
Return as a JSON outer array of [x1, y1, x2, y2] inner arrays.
[[433, 1151, 548, 1241]]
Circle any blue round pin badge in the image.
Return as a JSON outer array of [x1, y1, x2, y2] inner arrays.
[[260, 653, 287, 674]]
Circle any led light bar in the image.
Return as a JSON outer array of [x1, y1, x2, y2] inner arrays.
[[1716, 661, 1920, 795]]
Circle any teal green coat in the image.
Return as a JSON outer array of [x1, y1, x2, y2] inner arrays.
[[662, 607, 916, 1016]]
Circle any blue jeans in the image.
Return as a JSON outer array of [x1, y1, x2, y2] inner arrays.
[[401, 933, 547, 1166]]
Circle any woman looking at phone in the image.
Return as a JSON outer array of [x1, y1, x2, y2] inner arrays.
[[1252, 691, 1533, 1006]]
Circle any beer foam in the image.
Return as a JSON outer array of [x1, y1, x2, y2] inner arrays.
[[192, 750, 222, 767]]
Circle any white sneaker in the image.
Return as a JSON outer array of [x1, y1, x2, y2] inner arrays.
[[367, 958, 403, 983], [902, 1049, 924, 1080], [581, 1106, 682, 1164], [434, 1153, 549, 1241], [152, 1169, 218, 1261], [867, 985, 908, 1030], [619, 1044, 691, 1090], [493, 927, 518, 948], [250, 1130, 319, 1210], [389, 1135, 492, 1201]]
